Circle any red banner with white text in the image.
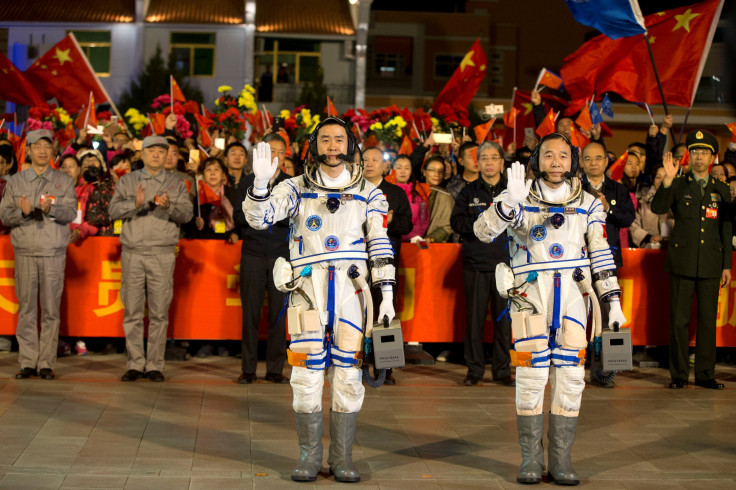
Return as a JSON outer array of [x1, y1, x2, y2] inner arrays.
[[0, 237, 735, 346]]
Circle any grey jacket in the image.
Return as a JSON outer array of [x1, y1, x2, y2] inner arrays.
[[108, 168, 193, 254], [0, 167, 77, 256]]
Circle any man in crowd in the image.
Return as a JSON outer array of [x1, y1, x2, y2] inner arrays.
[[363, 146, 413, 384], [0, 129, 77, 380], [232, 133, 291, 384], [446, 142, 479, 200], [244, 117, 396, 483], [451, 141, 512, 387], [580, 141, 635, 388], [164, 137, 196, 203], [652, 130, 731, 390], [109, 135, 193, 382]]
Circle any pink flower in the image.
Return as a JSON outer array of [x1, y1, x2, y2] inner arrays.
[[26, 118, 42, 130]]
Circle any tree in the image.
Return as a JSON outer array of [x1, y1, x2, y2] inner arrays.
[[118, 45, 203, 114], [297, 67, 329, 113]]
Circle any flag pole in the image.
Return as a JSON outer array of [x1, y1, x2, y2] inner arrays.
[[83, 91, 92, 129], [642, 33, 676, 143], [677, 106, 692, 146], [511, 87, 517, 148], [170, 75, 174, 113]]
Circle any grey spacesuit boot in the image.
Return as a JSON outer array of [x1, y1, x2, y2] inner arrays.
[[328, 410, 360, 483], [517, 414, 545, 484], [547, 414, 580, 485], [291, 411, 324, 482]]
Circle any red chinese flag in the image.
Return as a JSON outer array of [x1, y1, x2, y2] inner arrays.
[[398, 136, 413, 156], [324, 96, 338, 116], [200, 128, 212, 148], [469, 147, 478, 167], [679, 149, 690, 169], [574, 103, 593, 132], [0, 52, 43, 106], [75, 93, 97, 130], [561, 0, 724, 107], [278, 129, 292, 157], [727, 122, 736, 144], [503, 90, 569, 146], [194, 113, 213, 130], [16, 136, 26, 166], [474, 120, 493, 143], [148, 113, 166, 135], [537, 68, 563, 90], [535, 109, 557, 138], [300, 141, 310, 161], [171, 76, 186, 103], [24, 33, 108, 112], [569, 123, 589, 150], [198, 180, 221, 206], [503, 107, 520, 129], [364, 134, 379, 148], [431, 38, 487, 112], [610, 150, 628, 181]]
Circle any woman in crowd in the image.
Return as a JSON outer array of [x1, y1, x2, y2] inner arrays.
[[618, 152, 642, 248], [86, 152, 132, 236], [630, 164, 673, 248], [188, 157, 237, 242], [422, 155, 455, 243], [60, 152, 98, 244], [710, 163, 727, 182], [393, 155, 431, 241]]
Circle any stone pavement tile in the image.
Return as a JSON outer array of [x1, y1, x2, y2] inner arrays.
[[131, 457, 192, 472], [618, 481, 688, 489], [61, 474, 127, 488], [0, 472, 65, 489], [71, 456, 135, 470], [680, 480, 736, 490], [191, 453, 252, 471], [189, 477, 253, 489], [188, 468, 244, 478], [123, 476, 190, 489], [0, 446, 24, 466]]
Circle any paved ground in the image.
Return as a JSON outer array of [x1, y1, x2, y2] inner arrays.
[[0, 351, 734, 489]]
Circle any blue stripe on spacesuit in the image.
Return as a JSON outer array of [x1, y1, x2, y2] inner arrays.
[[562, 315, 585, 330], [587, 219, 606, 228], [551, 273, 561, 347], [327, 266, 336, 333], [523, 206, 586, 214], [588, 248, 613, 257], [301, 192, 367, 202], [339, 318, 362, 333]]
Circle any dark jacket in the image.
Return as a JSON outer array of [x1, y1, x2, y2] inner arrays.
[[450, 176, 509, 271], [651, 174, 732, 278], [231, 172, 290, 259], [377, 179, 413, 261], [581, 175, 636, 268]]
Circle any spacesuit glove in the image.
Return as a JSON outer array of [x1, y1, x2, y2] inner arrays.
[[607, 298, 627, 329], [504, 161, 532, 209], [377, 285, 395, 324], [409, 235, 424, 245], [252, 141, 279, 195]]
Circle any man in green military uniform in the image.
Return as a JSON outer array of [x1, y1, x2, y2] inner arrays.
[[652, 130, 730, 390]]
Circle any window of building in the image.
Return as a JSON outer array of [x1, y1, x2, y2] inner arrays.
[[367, 36, 413, 90], [434, 54, 465, 79], [69, 30, 111, 76], [170, 32, 216, 77], [258, 39, 321, 85]]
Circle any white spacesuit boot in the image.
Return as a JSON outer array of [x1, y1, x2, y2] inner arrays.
[[328, 410, 360, 483], [547, 413, 579, 485], [517, 414, 545, 484], [291, 411, 324, 482]]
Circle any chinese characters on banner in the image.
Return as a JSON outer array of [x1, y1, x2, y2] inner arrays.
[[0, 237, 734, 345]]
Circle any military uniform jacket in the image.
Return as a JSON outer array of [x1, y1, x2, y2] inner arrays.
[[651, 174, 732, 278], [109, 168, 193, 255], [0, 167, 77, 256]]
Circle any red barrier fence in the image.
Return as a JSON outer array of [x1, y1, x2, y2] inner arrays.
[[1, 236, 734, 346]]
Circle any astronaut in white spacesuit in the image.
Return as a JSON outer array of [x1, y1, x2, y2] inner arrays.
[[474, 133, 626, 485], [243, 117, 396, 483]]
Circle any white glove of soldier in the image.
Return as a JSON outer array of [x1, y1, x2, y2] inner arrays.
[[409, 235, 424, 245], [504, 161, 532, 209], [252, 141, 279, 195], [377, 285, 395, 324], [607, 298, 627, 329]]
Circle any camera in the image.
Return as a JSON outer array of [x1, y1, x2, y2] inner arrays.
[[273, 116, 284, 133]]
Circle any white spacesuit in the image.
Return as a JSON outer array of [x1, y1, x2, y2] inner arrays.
[[243, 118, 395, 483], [474, 134, 626, 485]]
